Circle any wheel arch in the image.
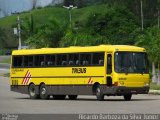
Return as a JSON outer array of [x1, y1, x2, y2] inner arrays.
[[39, 82, 45, 87]]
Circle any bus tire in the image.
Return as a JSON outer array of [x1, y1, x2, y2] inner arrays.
[[96, 85, 104, 101], [68, 95, 78, 100], [28, 84, 39, 99], [124, 94, 132, 101], [40, 84, 49, 100], [53, 95, 66, 100]]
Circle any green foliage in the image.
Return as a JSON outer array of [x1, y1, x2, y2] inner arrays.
[[60, 29, 107, 47], [0, 7, 68, 48], [150, 82, 160, 90], [136, 26, 160, 62], [0, 27, 7, 48], [0, 56, 11, 64], [3, 73, 10, 77], [75, 0, 87, 8], [0, 2, 160, 50], [20, 5, 139, 48], [26, 17, 67, 48], [83, 6, 138, 45], [101, 0, 160, 28], [21, 14, 35, 40], [0, 27, 17, 48]]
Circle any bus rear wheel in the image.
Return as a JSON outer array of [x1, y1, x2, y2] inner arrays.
[[40, 84, 49, 100], [96, 85, 104, 101], [124, 94, 132, 101], [28, 84, 39, 99], [68, 95, 78, 100]]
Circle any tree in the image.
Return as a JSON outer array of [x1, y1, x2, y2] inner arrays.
[[85, 6, 138, 45], [26, 17, 67, 48], [21, 14, 35, 40], [136, 27, 160, 84], [0, 27, 7, 48], [60, 29, 106, 47], [75, 0, 86, 8]]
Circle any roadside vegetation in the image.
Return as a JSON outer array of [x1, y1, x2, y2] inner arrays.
[[0, 56, 11, 64], [150, 83, 160, 90]]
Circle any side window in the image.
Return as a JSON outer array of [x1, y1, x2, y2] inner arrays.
[[57, 54, 68, 66], [12, 56, 23, 67], [92, 52, 104, 65], [80, 53, 91, 65], [34, 55, 45, 67], [24, 56, 34, 67], [24, 56, 28, 67], [68, 54, 79, 66], [46, 55, 55, 66]]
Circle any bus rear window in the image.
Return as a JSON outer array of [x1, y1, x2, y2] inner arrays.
[[13, 56, 23, 67]]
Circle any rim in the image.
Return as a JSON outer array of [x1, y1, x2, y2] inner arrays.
[[41, 87, 46, 95], [30, 87, 36, 96], [96, 87, 100, 94]]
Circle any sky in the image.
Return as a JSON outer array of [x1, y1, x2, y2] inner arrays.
[[0, 0, 62, 18]]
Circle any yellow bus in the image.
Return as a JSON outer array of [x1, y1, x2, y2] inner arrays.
[[10, 45, 150, 101]]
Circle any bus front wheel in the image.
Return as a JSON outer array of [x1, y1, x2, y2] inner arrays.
[[124, 94, 132, 101], [28, 84, 39, 99], [96, 86, 104, 101], [40, 84, 49, 100]]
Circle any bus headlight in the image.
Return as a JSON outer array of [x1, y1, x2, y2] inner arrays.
[[144, 83, 149, 86]]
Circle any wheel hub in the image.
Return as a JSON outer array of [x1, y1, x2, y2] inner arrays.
[[41, 88, 46, 95], [30, 88, 35, 96]]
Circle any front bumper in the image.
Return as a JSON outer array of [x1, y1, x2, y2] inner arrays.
[[101, 86, 149, 95]]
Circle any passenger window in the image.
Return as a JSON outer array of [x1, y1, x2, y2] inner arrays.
[[24, 56, 34, 67], [46, 55, 55, 66], [80, 53, 91, 65], [34, 55, 45, 67], [92, 53, 104, 65], [57, 54, 68, 66], [68, 54, 79, 66]]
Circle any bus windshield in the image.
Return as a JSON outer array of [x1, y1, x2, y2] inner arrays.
[[114, 52, 149, 74]]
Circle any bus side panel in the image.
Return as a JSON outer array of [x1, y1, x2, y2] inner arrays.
[[10, 66, 106, 95]]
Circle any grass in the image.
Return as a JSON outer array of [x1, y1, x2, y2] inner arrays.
[[0, 7, 68, 27], [0, 56, 11, 64], [3, 73, 10, 77], [0, 4, 110, 27], [150, 82, 160, 90], [1, 59, 11, 64]]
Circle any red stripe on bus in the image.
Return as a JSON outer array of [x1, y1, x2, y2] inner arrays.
[[22, 70, 29, 84]]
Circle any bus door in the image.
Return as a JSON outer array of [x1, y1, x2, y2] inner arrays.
[[106, 54, 112, 86]]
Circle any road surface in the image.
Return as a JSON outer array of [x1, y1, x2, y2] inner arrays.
[[0, 75, 160, 114]]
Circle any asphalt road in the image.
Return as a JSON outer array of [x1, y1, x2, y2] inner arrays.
[[0, 73, 160, 114]]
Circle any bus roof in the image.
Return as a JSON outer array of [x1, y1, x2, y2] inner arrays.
[[12, 45, 146, 55]]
